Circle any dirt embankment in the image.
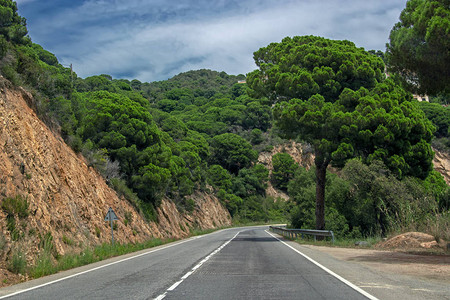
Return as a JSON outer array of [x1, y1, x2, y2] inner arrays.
[[0, 77, 231, 286]]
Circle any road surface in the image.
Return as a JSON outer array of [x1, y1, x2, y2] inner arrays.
[[0, 226, 375, 299]]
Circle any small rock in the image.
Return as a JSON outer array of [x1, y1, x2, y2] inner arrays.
[[355, 241, 369, 247]]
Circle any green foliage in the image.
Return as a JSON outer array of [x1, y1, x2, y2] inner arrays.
[[1, 195, 29, 218], [341, 159, 443, 235], [0, 0, 29, 45], [62, 235, 74, 246], [248, 35, 385, 103], [271, 153, 298, 191], [140, 69, 245, 101], [8, 249, 26, 274], [250, 128, 264, 145], [109, 178, 158, 222], [30, 251, 56, 278], [31, 44, 58, 66], [418, 101, 450, 138], [273, 76, 434, 179], [123, 211, 132, 226], [386, 0, 450, 95], [288, 160, 447, 238], [236, 195, 290, 223], [2, 195, 27, 240], [233, 164, 269, 197], [6, 214, 18, 240], [207, 164, 233, 191], [209, 133, 257, 174], [39, 232, 57, 258]]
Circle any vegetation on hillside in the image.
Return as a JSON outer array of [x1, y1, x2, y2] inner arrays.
[[0, 0, 448, 252]]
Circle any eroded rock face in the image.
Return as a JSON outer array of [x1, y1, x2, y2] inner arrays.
[[0, 78, 230, 276], [258, 142, 315, 201], [257, 142, 315, 171], [433, 148, 450, 185]]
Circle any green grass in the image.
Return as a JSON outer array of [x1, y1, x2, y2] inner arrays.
[[276, 231, 383, 248], [62, 235, 74, 246], [28, 226, 231, 280], [1, 195, 29, 218], [28, 238, 170, 279], [8, 250, 27, 274]]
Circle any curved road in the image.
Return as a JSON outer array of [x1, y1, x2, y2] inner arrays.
[[0, 226, 375, 299]]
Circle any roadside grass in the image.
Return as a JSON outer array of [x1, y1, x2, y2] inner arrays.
[[274, 232, 384, 249], [297, 236, 382, 248], [27, 225, 236, 280], [28, 237, 175, 279]]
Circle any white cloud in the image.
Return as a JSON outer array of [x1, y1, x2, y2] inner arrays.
[[25, 0, 406, 82]]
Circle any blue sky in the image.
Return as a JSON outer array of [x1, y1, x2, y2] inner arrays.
[[15, 0, 406, 82]]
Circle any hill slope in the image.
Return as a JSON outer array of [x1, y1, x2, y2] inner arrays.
[[0, 76, 230, 283]]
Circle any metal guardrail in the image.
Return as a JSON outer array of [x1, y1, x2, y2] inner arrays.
[[270, 226, 335, 243]]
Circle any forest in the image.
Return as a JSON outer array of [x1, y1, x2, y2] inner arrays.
[[0, 0, 448, 239]]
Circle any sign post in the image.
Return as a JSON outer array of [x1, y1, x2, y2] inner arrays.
[[104, 207, 118, 245]]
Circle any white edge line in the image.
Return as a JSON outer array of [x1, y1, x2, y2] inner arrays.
[[154, 294, 166, 300], [265, 230, 379, 300], [167, 280, 183, 291], [0, 233, 215, 299], [153, 230, 242, 299]]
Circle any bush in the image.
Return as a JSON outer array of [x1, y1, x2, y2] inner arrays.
[[271, 153, 298, 191], [1, 195, 29, 218], [8, 249, 27, 274], [30, 251, 55, 278]]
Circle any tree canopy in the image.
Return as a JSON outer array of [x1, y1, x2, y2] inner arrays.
[[247, 36, 385, 103], [386, 0, 450, 95], [248, 35, 435, 230]]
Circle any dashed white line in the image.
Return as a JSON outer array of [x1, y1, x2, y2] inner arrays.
[[167, 280, 183, 291], [154, 230, 242, 299]]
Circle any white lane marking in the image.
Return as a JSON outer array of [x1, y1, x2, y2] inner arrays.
[[265, 230, 379, 300], [0, 233, 215, 299], [167, 280, 183, 291], [154, 230, 242, 300]]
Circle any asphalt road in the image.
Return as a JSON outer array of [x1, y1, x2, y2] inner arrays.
[[0, 226, 375, 300]]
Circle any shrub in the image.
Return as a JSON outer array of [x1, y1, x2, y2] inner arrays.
[[62, 235, 74, 246], [8, 249, 27, 274], [1, 195, 29, 218], [30, 251, 55, 278]]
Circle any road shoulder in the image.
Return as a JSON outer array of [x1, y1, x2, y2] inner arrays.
[[279, 238, 450, 300]]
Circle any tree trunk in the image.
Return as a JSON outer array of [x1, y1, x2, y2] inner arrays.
[[315, 159, 328, 232]]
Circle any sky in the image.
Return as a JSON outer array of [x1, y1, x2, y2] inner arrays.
[[15, 0, 407, 83]]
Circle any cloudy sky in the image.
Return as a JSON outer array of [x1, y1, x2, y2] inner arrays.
[[15, 0, 406, 83]]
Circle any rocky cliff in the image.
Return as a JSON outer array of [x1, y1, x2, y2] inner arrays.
[[433, 148, 450, 185], [0, 77, 231, 282]]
